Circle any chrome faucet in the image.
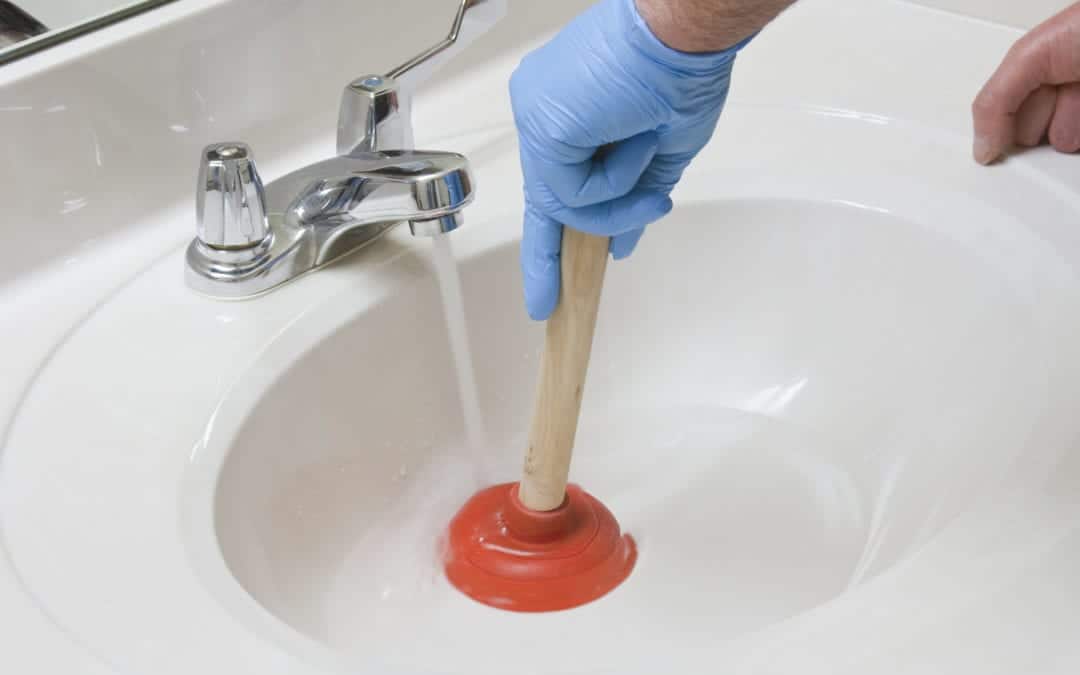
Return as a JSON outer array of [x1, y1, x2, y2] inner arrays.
[[186, 0, 481, 299]]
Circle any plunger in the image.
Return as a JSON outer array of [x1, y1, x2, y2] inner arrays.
[[443, 227, 637, 612]]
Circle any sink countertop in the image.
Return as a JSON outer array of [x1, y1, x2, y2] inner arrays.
[[4, 1, 1077, 673], [905, 0, 1073, 28]]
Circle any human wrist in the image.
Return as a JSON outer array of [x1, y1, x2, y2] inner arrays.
[[621, 0, 746, 78], [634, 0, 788, 53]]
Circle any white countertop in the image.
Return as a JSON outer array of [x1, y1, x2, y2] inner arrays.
[[4, 0, 1077, 673]]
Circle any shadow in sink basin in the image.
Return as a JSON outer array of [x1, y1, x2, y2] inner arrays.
[[212, 197, 1060, 673]]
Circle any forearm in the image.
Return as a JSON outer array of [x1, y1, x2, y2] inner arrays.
[[636, 0, 794, 52]]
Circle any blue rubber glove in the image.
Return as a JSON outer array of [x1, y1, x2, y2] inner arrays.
[[510, 0, 751, 320]]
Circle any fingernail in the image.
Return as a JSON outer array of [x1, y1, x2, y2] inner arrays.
[[973, 136, 996, 165]]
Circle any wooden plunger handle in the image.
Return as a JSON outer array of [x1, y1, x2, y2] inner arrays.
[[519, 227, 610, 511]]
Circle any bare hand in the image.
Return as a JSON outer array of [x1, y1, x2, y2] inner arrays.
[[973, 2, 1080, 164]]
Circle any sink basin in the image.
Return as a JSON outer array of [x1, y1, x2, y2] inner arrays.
[[3, 1, 1080, 674], [206, 116, 1064, 675], [198, 102, 1077, 672]]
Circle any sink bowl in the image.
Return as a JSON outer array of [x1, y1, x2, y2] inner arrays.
[[203, 107, 1075, 672]]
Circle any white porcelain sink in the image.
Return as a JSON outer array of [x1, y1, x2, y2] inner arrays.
[[3, 1, 1080, 673], [196, 105, 1078, 673]]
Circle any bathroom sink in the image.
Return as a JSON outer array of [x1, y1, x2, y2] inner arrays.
[[8, 103, 1080, 673], [199, 106, 1077, 673], [3, 1, 1080, 674]]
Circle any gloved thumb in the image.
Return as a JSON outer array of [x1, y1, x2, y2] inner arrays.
[[610, 227, 646, 260]]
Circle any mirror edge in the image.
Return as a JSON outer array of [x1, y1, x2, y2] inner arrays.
[[0, 0, 180, 67]]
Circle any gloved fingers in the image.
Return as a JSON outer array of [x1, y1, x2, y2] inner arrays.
[[520, 203, 563, 321], [533, 131, 660, 208], [635, 150, 698, 194], [610, 227, 646, 260], [550, 188, 672, 237]]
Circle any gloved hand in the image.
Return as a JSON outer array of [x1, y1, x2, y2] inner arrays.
[[510, 0, 751, 320]]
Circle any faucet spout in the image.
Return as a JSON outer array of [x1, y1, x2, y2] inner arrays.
[[272, 150, 473, 235]]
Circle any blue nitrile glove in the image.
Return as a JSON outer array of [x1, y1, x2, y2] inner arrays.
[[510, 0, 751, 320]]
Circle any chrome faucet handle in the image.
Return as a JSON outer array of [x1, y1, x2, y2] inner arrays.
[[188, 142, 277, 294], [336, 0, 473, 155], [196, 142, 270, 250]]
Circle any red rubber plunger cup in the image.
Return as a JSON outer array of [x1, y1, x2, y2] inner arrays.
[[444, 483, 636, 612], [443, 229, 636, 612]]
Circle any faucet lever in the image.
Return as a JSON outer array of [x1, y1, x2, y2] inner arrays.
[[336, 0, 473, 155], [384, 0, 470, 81]]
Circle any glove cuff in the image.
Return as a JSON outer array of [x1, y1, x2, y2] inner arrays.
[[621, 0, 753, 77]]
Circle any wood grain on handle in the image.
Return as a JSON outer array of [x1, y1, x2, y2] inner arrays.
[[519, 227, 610, 512]]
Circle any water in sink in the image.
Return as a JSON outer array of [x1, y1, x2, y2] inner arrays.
[[290, 236, 869, 671], [264, 403, 869, 674]]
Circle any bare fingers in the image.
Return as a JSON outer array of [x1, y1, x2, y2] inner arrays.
[[972, 3, 1080, 164], [1049, 82, 1080, 153], [973, 39, 1050, 163], [1014, 85, 1058, 147]]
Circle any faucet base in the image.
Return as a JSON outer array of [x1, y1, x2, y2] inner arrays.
[[185, 216, 399, 300]]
